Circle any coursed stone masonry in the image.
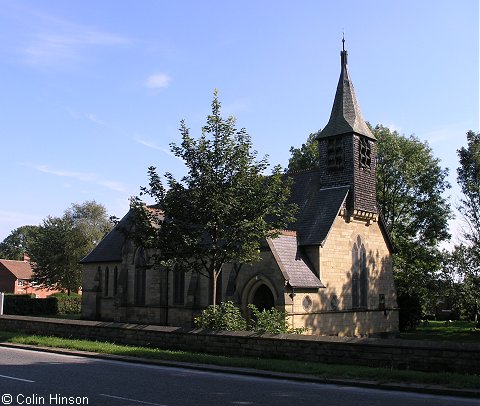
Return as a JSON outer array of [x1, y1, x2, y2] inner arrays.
[[0, 315, 477, 374]]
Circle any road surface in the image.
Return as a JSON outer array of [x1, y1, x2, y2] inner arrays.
[[0, 347, 476, 405]]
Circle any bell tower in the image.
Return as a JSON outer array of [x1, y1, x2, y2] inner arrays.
[[316, 40, 377, 215]]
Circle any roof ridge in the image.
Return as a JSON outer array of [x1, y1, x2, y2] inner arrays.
[[0, 258, 28, 263], [278, 230, 297, 236]]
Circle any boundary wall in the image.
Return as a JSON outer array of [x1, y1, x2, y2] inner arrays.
[[0, 315, 478, 374]]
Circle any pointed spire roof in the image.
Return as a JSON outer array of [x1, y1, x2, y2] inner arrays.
[[317, 40, 375, 140]]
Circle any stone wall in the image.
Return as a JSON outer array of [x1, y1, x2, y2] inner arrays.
[[0, 315, 477, 374]]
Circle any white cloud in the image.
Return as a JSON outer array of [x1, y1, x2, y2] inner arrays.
[[11, 5, 131, 67], [135, 138, 164, 151], [34, 164, 94, 182], [135, 138, 184, 161], [27, 164, 126, 193], [145, 72, 171, 90], [86, 113, 106, 126], [98, 180, 126, 193]]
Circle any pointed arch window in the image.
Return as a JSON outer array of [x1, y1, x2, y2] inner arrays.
[[173, 271, 185, 305], [97, 266, 102, 292], [352, 236, 368, 308], [134, 248, 147, 306], [113, 266, 118, 296], [104, 266, 110, 297]]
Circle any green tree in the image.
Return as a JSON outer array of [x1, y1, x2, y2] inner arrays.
[[28, 201, 111, 294], [0, 225, 39, 260], [445, 245, 479, 326], [450, 131, 480, 326], [374, 125, 452, 328], [131, 91, 297, 305], [287, 131, 320, 172], [375, 125, 451, 246], [457, 131, 480, 247], [65, 200, 112, 245]]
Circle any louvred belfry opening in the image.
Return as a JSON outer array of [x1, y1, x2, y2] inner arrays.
[[317, 40, 378, 214]]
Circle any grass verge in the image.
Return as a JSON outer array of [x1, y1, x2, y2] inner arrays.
[[0, 331, 478, 390], [400, 320, 480, 343]]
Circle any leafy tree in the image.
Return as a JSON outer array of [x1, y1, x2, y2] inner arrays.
[[287, 131, 320, 172], [0, 225, 39, 260], [65, 200, 112, 245], [375, 126, 452, 327], [131, 91, 297, 305], [375, 125, 451, 246], [456, 131, 480, 247], [28, 201, 111, 294], [445, 245, 479, 326], [449, 131, 480, 326], [29, 216, 81, 294]]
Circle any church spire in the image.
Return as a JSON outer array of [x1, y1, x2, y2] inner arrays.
[[317, 40, 375, 140]]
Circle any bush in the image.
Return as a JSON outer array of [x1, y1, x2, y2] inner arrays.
[[398, 292, 422, 331], [194, 301, 305, 334], [48, 293, 81, 314], [194, 301, 247, 331], [4, 295, 58, 316], [247, 304, 306, 334]]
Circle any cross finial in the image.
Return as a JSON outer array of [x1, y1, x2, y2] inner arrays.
[[342, 32, 345, 51]]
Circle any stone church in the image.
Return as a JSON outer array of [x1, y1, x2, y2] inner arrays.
[[81, 43, 399, 336]]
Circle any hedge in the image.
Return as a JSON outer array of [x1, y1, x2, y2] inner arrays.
[[3, 295, 58, 316]]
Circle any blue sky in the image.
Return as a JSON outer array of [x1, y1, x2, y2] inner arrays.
[[0, 0, 478, 243]]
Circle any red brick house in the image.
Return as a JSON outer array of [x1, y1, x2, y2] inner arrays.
[[0, 258, 56, 298]]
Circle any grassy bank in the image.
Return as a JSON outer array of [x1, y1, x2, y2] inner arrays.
[[400, 320, 480, 343], [0, 331, 478, 390]]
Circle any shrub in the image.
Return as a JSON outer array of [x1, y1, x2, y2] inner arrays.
[[194, 301, 247, 331], [248, 304, 306, 334], [48, 293, 82, 314], [194, 301, 306, 334], [398, 292, 422, 331]]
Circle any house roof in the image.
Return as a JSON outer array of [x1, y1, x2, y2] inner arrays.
[[317, 44, 375, 140], [287, 170, 350, 246], [267, 233, 323, 289], [0, 259, 33, 280]]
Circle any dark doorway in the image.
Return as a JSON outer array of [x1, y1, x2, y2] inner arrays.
[[251, 284, 275, 311]]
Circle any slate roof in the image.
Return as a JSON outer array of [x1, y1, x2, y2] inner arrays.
[[0, 259, 32, 279], [317, 49, 375, 140], [287, 170, 350, 246], [267, 233, 323, 289], [80, 212, 132, 264]]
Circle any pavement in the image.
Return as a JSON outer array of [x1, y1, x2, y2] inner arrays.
[[0, 342, 478, 400]]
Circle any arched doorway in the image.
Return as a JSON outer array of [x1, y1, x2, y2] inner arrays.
[[251, 284, 275, 311]]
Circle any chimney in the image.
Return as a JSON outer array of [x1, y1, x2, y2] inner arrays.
[[23, 252, 30, 262]]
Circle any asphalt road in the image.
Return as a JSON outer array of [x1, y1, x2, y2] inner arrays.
[[0, 347, 477, 406]]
